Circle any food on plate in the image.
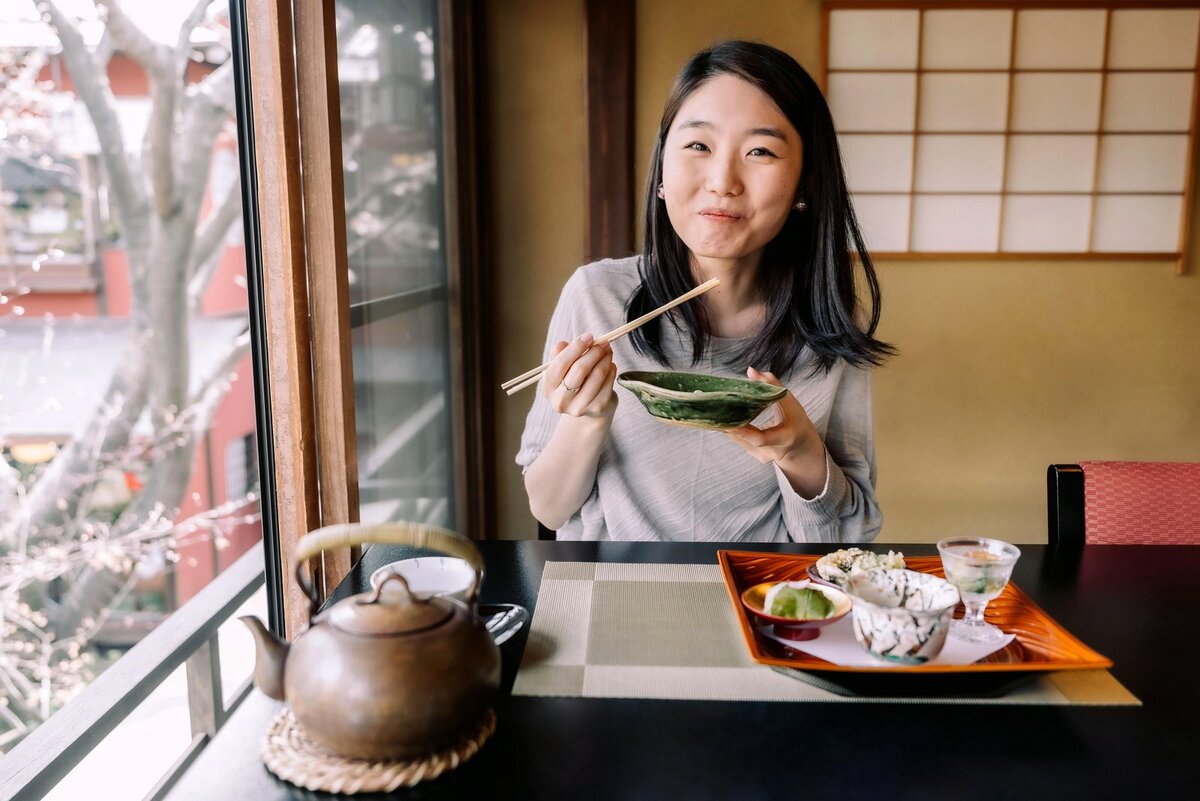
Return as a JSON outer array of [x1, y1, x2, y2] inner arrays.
[[762, 581, 835, 620], [815, 547, 906, 586]]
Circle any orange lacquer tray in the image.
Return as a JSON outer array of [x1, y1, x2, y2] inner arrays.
[[718, 550, 1112, 675]]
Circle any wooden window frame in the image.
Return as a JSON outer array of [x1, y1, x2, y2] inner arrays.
[[234, 0, 493, 636], [823, 0, 1200, 274]]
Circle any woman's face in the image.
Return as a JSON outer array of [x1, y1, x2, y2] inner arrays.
[[660, 74, 803, 272]]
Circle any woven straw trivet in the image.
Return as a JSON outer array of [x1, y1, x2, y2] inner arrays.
[[262, 707, 496, 794]]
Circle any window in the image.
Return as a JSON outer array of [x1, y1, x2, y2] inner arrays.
[[337, 0, 457, 529], [824, 3, 1200, 265], [0, 4, 264, 791]]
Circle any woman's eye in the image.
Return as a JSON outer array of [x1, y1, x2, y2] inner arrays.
[[748, 147, 778, 158], [684, 141, 709, 152]]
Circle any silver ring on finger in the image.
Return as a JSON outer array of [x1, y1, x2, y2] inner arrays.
[[561, 379, 580, 393]]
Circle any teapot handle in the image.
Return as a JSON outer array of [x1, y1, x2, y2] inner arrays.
[[292, 522, 484, 619]]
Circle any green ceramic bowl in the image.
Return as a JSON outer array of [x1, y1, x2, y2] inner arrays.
[[616, 370, 787, 430]]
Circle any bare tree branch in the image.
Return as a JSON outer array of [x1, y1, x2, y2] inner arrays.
[[177, 0, 214, 55], [93, 0, 164, 70], [39, 1, 150, 262], [178, 60, 236, 183], [93, 27, 114, 71], [188, 328, 251, 427], [96, 1, 181, 217], [188, 178, 241, 285]]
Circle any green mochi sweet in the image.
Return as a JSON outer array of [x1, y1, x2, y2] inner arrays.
[[768, 586, 834, 620]]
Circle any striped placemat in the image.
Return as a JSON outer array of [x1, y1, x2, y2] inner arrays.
[[511, 562, 1139, 706]]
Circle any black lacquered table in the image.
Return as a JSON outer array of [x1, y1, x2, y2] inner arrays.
[[166, 542, 1200, 800]]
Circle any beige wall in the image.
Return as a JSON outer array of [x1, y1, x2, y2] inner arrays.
[[487, 0, 586, 540], [488, 0, 1200, 543]]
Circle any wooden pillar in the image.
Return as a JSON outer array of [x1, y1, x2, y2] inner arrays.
[[442, 0, 497, 539], [294, 0, 361, 590], [584, 0, 636, 261], [244, 0, 332, 636]]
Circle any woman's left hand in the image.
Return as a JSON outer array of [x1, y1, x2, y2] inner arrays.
[[726, 368, 829, 498]]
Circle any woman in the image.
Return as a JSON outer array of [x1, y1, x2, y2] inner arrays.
[[516, 40, 893, 542]]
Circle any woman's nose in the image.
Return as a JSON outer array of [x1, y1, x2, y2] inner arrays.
[[705, 156, 743, 196]]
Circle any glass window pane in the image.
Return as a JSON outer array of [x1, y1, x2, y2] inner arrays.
[[1108, 9, 1200, 70], [340, 7, 446, 305], [1014, 10, 1107, 70], [0, 0, 263, 769], [919, 74, 1009, 132], [352, 310, 453, 527], [911, 195, 1001, 252], [828, 10, 920, 70], [922, 10, 1013, 70], [337, 0, 456, 530]]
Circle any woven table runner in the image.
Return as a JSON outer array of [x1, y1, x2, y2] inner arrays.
[[511, 562, 1139, 706]]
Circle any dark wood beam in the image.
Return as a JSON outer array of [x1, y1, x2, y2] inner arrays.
[[442, 0, 497, 539], [585, 0, 636, 261]]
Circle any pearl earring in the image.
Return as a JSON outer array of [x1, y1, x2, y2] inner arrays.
[[657, 183, 665, 199], [793, 199, 807, 212]]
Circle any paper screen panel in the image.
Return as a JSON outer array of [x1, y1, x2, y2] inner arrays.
[[840, 135, 914, 192], [1011, 73, 1102, 132], [828, 73, 917, 132], [828, 10, 920, 69], [911, 195, 1001, 252], [921, 9, 1013, 69], [1092, 195, 1183, 252], [919, 74, 1009, 132], [1001, 196, 1092, 252], [914, 134, 1005, 192], [1006, 135, 1097, 192], [1103, 73, 1195, 132], [1014, 9, 1107, 70], [851, 194, 911, 252], [1097, 135, 1189, 193], [1108, 9, 1200, 70]]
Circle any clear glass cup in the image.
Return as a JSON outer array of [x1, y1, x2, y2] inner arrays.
[[936, 537, 1021, 644]]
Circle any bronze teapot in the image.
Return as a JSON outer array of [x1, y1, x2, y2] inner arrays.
[[240, 522, 500, 761]]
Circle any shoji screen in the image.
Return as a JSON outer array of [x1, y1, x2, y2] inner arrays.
[[824, 4, 1200, 265]]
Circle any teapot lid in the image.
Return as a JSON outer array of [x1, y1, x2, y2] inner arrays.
[[327, 576, 457, 636]]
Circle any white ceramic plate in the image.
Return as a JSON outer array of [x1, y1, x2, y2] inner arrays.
[[369, 557, 476, 602]]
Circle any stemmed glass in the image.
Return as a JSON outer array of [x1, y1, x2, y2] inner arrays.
[[936, 537, 1021, 644]]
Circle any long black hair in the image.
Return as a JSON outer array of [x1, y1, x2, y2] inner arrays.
[[627, 40, 894, 376]]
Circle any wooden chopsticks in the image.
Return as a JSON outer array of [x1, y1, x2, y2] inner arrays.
[[501, 277, 721, 395]]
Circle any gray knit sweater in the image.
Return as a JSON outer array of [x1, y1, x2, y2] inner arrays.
[[516, 257, 882, 543]]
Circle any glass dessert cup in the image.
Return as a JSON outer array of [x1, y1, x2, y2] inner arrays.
[[936, 537, 1021, 644]]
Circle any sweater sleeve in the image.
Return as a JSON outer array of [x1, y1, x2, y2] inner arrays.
[[514, 268, 586, 474], [774, 364, 882, 543]]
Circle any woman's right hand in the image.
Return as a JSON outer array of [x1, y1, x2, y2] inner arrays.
[[542, 333, 618, 419]]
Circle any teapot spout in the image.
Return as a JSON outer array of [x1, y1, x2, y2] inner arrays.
[[239, 615, 289, 701]]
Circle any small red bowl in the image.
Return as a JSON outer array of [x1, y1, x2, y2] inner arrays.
[[740, 581, 852, 641]]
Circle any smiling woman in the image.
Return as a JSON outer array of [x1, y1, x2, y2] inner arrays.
[[517, 41, 892, 543]]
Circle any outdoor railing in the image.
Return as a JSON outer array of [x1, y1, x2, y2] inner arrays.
[[0, 542, 266, 801]]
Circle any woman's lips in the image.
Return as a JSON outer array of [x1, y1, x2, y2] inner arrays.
[[698, 208, 742, 222]]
